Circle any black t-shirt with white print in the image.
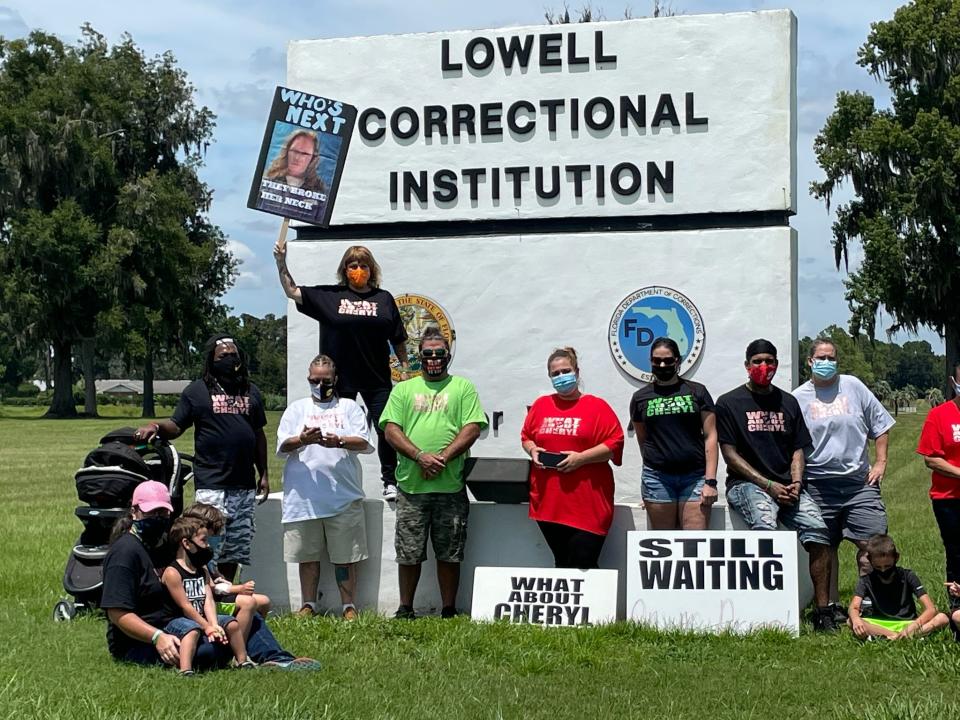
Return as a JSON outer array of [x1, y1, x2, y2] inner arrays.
[[854, 567, 926, 620], [171, 379, 267, 491], [629, 380, 715, 474], [164, 561, 208, 618], [297, 285, 407, 392], [715, 384, 812, 486]]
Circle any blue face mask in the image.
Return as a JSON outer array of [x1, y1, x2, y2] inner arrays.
[[551, 372, 578, 394], [811, 359, 838, 380]]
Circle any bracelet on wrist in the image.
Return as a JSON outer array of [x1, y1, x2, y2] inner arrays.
[[151, 629, 162, 645], [414, 450, 424, 462], [765, 479, 772, 491]]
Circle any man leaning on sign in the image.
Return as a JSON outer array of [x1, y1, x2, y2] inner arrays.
[[714, 339, 835, 632], [380, 326, 487, 620]]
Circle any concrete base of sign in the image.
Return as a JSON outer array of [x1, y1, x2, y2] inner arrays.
[[247, 494, 814, 619]]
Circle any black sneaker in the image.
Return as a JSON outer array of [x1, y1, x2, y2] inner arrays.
[[812, 606, 839, 633], [394, 605, 416, 620], [828, 602, 848, 625], [440, 606, 458, 619]]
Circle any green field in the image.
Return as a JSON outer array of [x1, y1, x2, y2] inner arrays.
[[1, 406, 959, 720]]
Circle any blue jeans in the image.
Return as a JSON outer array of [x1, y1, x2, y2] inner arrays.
[[341, 387, 396, 487], [163, 614, 236, 639], [727, 482, 830, 547], [119, 613, 293, 667], [641, 467, 705, 503]]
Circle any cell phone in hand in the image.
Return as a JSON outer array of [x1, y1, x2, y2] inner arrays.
[[538, 451, 568, 468]]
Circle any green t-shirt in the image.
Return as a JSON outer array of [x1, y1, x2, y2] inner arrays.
[[379, 375, 487, 494]]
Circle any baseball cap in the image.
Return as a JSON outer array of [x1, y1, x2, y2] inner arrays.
[[132, 481, 173, 513]]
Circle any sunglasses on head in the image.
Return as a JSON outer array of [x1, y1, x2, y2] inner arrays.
[[421, 348, 448, 358]]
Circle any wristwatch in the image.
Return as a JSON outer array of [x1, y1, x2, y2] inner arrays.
[[704, 478, 718, 488]]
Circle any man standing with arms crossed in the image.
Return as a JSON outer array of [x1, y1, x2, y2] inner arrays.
[[380, 327, 487, 619]]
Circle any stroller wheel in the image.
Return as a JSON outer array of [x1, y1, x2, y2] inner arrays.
[[53, 600, 77, 622]]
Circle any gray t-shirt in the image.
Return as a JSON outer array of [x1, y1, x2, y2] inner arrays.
[[793, 375, 894, 483]]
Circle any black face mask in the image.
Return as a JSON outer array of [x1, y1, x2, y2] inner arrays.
[[133, 516, 171, 547], [423, 357, 449, 378], [874, 566, 897, 582], [652, 365, 678, 382], [186, 543, 214, 568], [213, 354, 240, 378]]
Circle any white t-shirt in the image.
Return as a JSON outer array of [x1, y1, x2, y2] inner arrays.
[[793, 374, 895, 483], [276, 396, 373, 522]]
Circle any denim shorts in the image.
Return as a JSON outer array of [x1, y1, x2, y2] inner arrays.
[[727, 481, 830, 547], [805, 478, 887, 545], [641, 466, 705, 503], [164, 614, 236, 639]]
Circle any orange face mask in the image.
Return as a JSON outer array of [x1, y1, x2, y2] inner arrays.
[[346, 267, 370, 287]]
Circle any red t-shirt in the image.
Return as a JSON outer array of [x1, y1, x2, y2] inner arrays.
[[916, 400, 960, 500], [521, 393, 624, 536]]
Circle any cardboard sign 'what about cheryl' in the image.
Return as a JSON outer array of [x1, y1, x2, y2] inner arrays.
[[287, 11, 796, 224], [247, 86, 357, 226], [626, 531, 800, 635], [471, 567, 618, 627]]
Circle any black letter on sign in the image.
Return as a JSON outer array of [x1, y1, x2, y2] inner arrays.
[[565, 164, 590, 197], [647, 161, 674, 195], [389, 171, 398, 204], [402, 170, 428, 204], [424, 106, 448, 139], [535, 166, 560, 199], [685, 92, 708, 126], [359, 107, 386, 141], [433, 169, 458, 202], [497, 35, 534, 69], [504, 166, 530, 200], [595, 30, 617, 64], [651, 94, 680, 127], [584, 97, 614, 131], [539, 99, 564, 133], [452, 104, 476, 138], [612, 162, 642, 195], [507, 100, 536, 135], [620, 95, 646, 130], [441, 39, 462, 72], [391, 107, 420, 140], [567, 31, 589, 65], [637, 537, 672, 558], [466, 36, 495, 70], [480, 103, 503, 137], [539, 33, 562, 67], [461, 167, 486, 202]]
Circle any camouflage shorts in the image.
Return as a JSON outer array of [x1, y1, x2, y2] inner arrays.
[[394, 488, 469, 565], [194, 488, 256, 565]]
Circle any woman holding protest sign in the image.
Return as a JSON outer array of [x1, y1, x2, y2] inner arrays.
[[274, 240, 411, 501], [521, 347, 625, 569], [629, 337, 719, 530]]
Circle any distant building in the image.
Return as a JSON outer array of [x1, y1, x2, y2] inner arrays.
[[95, 380, 190, 396]]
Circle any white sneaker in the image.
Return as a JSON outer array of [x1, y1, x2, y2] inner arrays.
[[383, 484, 398, 501]]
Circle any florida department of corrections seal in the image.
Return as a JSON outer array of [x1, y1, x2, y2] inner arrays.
[[608, 286, 706, 383], [390, 293, 457, 382]]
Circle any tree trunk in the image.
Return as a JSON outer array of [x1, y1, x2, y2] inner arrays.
[[141, 346, 155, 418], [946, 322, 960, 399], [46, 339, 77, 418], [80, 337, 98, 417]]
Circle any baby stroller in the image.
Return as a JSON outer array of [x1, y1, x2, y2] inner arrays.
[[52, 427, 193, 621]]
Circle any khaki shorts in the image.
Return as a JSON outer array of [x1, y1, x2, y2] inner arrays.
[[283, 500, 369, 565]]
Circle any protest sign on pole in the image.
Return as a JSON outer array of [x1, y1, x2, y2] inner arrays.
[[248, 86, 357, 226]]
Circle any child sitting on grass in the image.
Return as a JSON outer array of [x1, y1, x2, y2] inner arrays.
[[181, 502, 271, 633], [161, 517, 254, 674], [848, 534, 949, 641]]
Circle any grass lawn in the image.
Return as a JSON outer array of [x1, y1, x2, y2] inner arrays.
[[1, 406, 959, 719]]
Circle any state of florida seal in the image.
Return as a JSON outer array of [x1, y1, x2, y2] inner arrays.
[[390, 294, 457, 382]]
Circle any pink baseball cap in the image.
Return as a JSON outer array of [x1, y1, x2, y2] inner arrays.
[[131, 481, 173, 513]]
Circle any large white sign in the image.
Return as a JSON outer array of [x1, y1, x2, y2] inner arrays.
[[471, 566, 618, 626], [285, 225, 798, 503], [625, 530, 800, 635], [288, 11, 797, 224]]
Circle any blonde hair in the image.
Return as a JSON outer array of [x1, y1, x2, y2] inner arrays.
[[265, 130, 324, 189], [547, 347, 579, 372], [336, 245, 381, 288]]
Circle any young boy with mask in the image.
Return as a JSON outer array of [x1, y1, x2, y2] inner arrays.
[[161, 517, 255, 674], [848, 534, 949, 640], [180, 503, 270, 633]]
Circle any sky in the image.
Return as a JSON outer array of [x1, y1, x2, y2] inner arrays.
[[0, 0, 942, 350]]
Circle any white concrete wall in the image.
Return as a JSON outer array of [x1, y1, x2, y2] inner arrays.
[[285, 226, 799, 503], [246, 495, 813, 618], [287, 10, 797, 223]]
